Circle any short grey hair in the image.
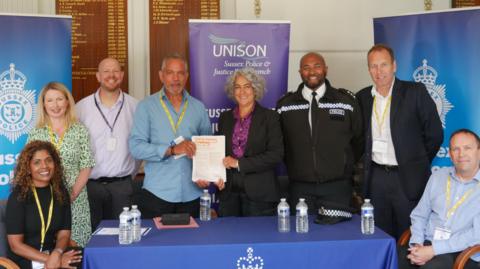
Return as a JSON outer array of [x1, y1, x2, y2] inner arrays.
[[225, 67, 266, 102], [161, 52, 189, 72]]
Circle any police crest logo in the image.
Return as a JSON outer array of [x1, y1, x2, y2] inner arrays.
[[0, 63, 36, 143], [413, 59, 453, 129], [236, 247, 264, 269]]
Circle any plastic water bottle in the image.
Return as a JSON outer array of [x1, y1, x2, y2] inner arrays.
[[130, 205, 142, 242], [119, 207, 132, 244], [277, 198, 290, 233], [295, 198, 309, 233], [361, 199, 375, 235], [199, 189, 211, 221]]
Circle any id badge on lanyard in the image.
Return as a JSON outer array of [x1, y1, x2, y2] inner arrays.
[[32, 250, 50, 269], [433, 227, 451, 240], [31, 185, 54, 269], [106, 135, 117, 151], [32, 260, 44, 269], [94, 92, 124, 149], [372, 139, 388, 154]]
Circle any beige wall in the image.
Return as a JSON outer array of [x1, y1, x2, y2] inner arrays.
[[1, 0, 451, 98], [229, 0, 450, 93]]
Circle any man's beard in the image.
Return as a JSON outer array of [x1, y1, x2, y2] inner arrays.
[[304, 79, 324, 90]]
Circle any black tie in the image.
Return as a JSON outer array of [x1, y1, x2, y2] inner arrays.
[[311, 91, 318, 134]]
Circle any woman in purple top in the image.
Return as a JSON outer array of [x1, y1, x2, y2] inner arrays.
[[217, 68, 284, 217]]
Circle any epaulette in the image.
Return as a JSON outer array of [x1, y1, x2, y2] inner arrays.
[[276, 91, 294, 103], [338, 88, 356, 99]]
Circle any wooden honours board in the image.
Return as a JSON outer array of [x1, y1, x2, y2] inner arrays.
[[56, 0, 128, 101], [149, 0, 219, 93], [452, 0, 480, 7]]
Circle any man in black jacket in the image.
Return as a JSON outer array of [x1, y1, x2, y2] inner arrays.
[[276, 52, 363, 213], [356, 44, 443, 239]]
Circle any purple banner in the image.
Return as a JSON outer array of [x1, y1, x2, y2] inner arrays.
[[188, 20, 290, 133]]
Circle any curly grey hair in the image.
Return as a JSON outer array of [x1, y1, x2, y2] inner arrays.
[[224, 67, 266, 102]]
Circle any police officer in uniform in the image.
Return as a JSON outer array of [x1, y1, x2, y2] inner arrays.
[[276, 52, 363, 213]]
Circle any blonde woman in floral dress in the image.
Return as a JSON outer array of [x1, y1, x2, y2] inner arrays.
[[28, 81, 95, 247]]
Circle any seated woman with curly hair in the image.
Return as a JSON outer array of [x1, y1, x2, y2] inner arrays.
[[6, 141, 81, 269]]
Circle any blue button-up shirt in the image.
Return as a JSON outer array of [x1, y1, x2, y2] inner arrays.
[[129, 89, 211, 202], [410, 167, 480, 260]]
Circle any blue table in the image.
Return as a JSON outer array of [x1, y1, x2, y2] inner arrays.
[[83, 215, 397, 269]]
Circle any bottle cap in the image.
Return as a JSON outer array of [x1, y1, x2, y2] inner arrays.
[[203, 189, 208, 193], [280, 198, 286, 202], [364, 199, 370, 203], [131, 205, 138, 209], [299, 198, 305, 202], [123, 207, 129, 211]]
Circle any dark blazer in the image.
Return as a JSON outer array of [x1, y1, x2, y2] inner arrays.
[[217, 103, 284, 202], [356, 78, 443, 201]]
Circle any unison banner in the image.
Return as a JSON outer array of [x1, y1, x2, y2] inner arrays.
[[188, 20, 290, 133], [373, 8, 480, 167], [0, 14, 71, 199]]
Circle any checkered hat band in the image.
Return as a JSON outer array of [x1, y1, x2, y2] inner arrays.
[[320, 209, 352, 218]]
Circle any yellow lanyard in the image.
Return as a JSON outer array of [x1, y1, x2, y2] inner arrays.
[[31, 185, 54, 251], [159, 94, 189, 134], [445, 175, 480, 219], [47, 124, 66, 150], [372, 95, 392, 135]]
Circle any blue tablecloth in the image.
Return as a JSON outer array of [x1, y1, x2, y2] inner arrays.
[[83, 215, 397, 269]]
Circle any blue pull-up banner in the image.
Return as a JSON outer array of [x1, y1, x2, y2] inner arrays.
[[0, 14, 72, 198], [373, 8, 480, 168]]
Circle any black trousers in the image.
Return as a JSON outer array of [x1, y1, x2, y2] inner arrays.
[[289, 179, 352, 215], [219, 192, 276, 217], [87, 176, 133, 232], [369, 163, 418, 240], [136, 188, 200, 218], [397, 244, 478, 269]]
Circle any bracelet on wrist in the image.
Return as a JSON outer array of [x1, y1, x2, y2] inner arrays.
[[53, 248, 63, 255]]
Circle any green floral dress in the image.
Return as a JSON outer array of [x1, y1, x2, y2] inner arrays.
[[28, 122, 95, 247]]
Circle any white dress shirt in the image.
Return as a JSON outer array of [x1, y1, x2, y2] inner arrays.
[[371, 83, 398, 165], [302, 83, 326, 129]]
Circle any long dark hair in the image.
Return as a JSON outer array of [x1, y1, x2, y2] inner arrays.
[[12, 140, 66, 203]]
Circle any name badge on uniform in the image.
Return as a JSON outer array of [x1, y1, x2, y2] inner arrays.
[[106, 136, 117, 151], [372, 139, 388, 154], [433, 227, 451, 240], [329, 108, 345, 121]]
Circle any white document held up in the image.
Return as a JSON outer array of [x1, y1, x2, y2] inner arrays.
[[192, 135, 226, 182]]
